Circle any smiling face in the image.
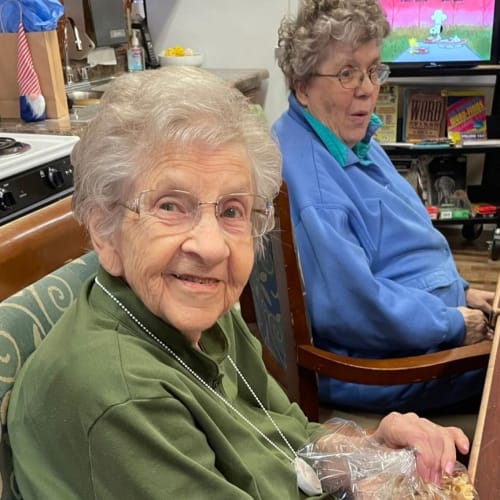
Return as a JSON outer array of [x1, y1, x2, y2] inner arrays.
[[92, 143, 255, 346], [295, 39, 382, 148]]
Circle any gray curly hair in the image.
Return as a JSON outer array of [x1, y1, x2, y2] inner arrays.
[[278, 0, 390, 89], [71, 66, 282, 253]]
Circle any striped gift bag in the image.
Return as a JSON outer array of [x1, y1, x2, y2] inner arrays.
[[17, 18, 46, 121]]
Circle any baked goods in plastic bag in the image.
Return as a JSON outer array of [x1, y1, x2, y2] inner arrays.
[[297, 418, 478, 499]]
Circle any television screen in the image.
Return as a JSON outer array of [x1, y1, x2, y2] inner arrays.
[[380, 0, 498, 68]]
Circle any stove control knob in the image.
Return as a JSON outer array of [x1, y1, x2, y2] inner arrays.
[[47, 168, 65, 189], [0, 189, 15, 210]]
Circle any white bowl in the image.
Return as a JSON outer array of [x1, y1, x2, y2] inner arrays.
[[159, 53, 204, 67]]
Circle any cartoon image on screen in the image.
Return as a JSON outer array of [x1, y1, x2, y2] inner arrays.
[[380, 0, 496, 66]]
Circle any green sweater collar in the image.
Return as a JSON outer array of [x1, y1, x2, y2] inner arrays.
[[93, 266, 230, 376]]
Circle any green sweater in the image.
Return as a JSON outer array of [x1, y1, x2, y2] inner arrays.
[[8, 267, 326, 499]]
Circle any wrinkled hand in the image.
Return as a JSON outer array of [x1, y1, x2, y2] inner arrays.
[[466, 287, 494, 314], [458, 306, 490, 344], [372, 412, 468, 484]]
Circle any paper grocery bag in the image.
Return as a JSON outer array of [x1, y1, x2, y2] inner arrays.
[[0, 30, 68, 119]]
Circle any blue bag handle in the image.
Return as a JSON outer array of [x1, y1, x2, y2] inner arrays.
[[0, 0, 22, 33], [0, 0, 63, 32]]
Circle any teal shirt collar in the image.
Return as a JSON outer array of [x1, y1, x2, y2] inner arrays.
[[301, 107, 382, 167]]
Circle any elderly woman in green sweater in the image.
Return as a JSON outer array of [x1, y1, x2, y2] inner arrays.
[[8, 66, 468, 499]]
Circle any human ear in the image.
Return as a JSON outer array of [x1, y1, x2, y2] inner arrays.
[[88, 213, 124, 277], [294, 81, 309, 107]]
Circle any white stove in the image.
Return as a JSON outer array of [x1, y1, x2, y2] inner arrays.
[[0, 133, 80, 225]]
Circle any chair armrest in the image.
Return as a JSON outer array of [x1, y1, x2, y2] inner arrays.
[[297, 340, 491, 385]]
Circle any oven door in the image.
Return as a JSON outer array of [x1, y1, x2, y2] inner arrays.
[[0, 155, 74, 225], [0, 133, 78, 225]]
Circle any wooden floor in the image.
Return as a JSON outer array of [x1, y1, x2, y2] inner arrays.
[[439, 225, 500, 291]]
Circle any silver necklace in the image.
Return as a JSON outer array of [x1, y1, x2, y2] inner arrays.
[[94, 277, 322, 496]]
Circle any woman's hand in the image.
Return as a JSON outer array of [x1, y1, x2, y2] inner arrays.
[[458, 306, 491, 344], [466, 287, 494, 314], [371, 412, 469, 484]]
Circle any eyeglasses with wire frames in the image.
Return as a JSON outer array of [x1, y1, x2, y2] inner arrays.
[[311, 63, 391, 89], [122, 189, 274, 238]]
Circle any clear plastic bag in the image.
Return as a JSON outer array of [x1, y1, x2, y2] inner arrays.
[[297, 418, 478, 499], [0, 0, 63, 33]]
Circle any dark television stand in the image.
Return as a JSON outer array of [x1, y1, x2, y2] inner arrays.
[[389, 63, 500, 204], [385, 65, 500, 254]]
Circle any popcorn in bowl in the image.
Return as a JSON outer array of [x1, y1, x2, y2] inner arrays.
[[159, 46, 203, 66], [162, 46, 195, 57]]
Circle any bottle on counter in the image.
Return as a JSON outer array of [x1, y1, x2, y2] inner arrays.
[[127, 29, 145, 72]]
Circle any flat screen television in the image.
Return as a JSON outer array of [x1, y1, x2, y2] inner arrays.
[[380, 0, 500, 69]]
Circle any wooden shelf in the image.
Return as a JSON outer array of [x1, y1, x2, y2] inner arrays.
[[388, 64, 500, 78], [382, 142, 500, 156]]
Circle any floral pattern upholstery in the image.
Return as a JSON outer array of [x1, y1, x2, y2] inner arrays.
[[0, 252, 99, 499]]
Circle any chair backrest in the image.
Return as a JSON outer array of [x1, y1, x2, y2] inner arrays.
[[243, 183, 337, 417], [240, 183, 491, 423], [242, 184, 309, 406], [0, 196, 90, 301], [0, 251, 99, 500]]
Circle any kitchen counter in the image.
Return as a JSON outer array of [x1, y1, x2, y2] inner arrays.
[[0, 68, 269, 137], [208, 68, 269, 95]]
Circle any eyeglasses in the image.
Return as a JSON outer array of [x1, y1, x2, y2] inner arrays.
[[122, 189, 274, 237], [311, 64, 391, 89]]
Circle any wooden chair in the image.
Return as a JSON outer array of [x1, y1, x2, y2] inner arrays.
[[240, 183, 492, 431], [0, 196, 90, 301]]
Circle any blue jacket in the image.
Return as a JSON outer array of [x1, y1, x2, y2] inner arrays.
[[272, 94, 484, 413]]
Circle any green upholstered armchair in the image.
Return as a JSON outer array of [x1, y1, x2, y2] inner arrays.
[[0, 251, 99, 500]]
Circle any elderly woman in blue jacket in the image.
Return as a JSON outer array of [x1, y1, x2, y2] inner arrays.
[[272, 0, 494, 414]]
